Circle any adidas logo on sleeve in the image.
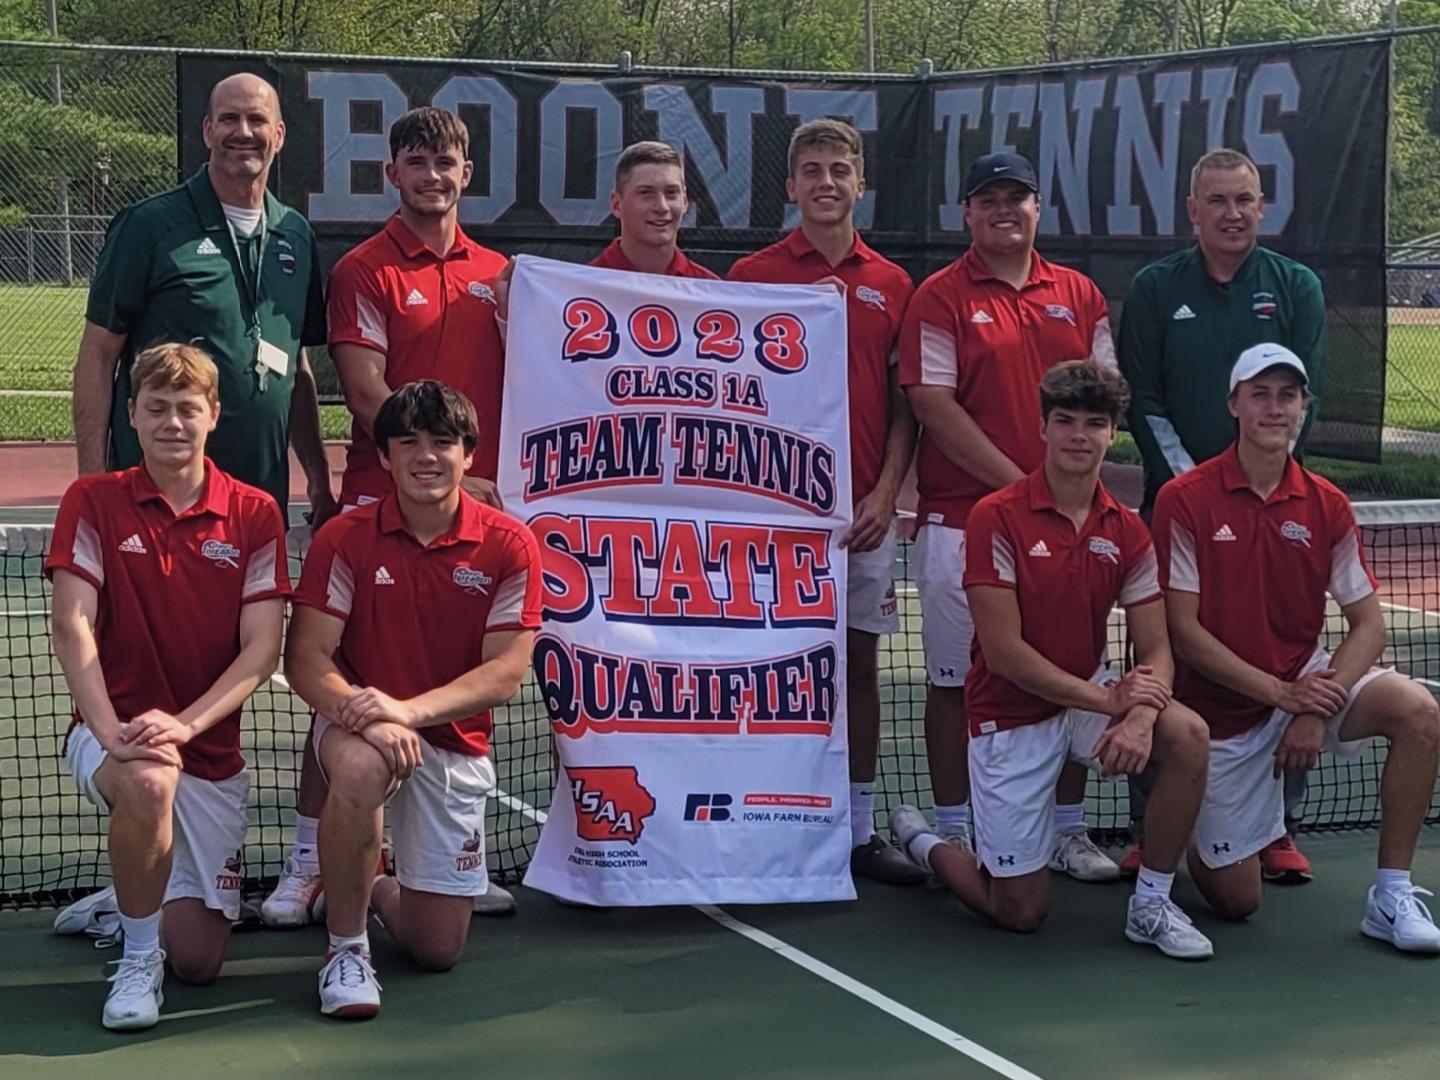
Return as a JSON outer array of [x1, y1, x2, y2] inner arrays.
[[1172, 304, 1196, 320], [404, 288, 428, 307], [970, 309, 995, 324], [1211, 524, 1237, 542], [195, 237, 221, 256], [1027, 540, 1051, 557], [374, 566, 396, 586], [118, 533, 148, 555]]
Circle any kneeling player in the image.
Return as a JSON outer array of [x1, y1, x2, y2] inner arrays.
[[1153, 344, 1440, 951], [49, 343, 290, 1029], [285, 381, 540, 1018], [890, 362, 1213, 959]]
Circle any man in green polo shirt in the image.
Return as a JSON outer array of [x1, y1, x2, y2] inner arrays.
[[72, 72, 336, 525], [1121, 147, 1326, 518], [1119, 146, 1327, 883]]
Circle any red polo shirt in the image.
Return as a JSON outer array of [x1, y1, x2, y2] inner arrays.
[[294, 493, 543, 757], [327, 215, 508, 502], [899, 250, 1110, 528], [963, 471, 1159, 736], [589, 238, 719, 279], [727, 229, 914, 503], [1152, 445, 1377, 739], [45, 463, 291, 780]]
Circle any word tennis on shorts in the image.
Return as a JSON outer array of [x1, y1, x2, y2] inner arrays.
[[534, 635, 838, 738]]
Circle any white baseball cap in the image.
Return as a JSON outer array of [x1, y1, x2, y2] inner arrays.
[[1228, 342, 1309, 394]]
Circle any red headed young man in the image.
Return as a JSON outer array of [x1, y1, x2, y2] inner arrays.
[[1153, 344, 1440, 951], [899, 152, 1120, 882], [728, 118, 921, 884], [49, 343, 291, 1030], [267, 107, 517, 926], [591, 141, 719, 278], [890, 362, 1213, 960], [285, 381, 541, 1019]]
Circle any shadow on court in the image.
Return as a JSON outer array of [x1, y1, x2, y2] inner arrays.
[[2, 830, 1439, 1080]]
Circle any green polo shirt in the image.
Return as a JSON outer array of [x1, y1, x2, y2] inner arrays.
[[87, 165, 325, 515], [1118, 244, 1326, 514]]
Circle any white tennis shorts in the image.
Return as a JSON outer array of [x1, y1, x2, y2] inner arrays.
[[847, 523, 899, 635], [914, 524, 973, 687], [313, 713, 497, 897], [1194, 650, 1388, 869], [67, 724, 250, 921], [969, 670, 1118, 878]]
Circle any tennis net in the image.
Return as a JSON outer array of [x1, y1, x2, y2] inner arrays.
[[3, 501, 1438, 909]]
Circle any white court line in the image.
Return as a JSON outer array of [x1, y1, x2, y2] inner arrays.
[[493, 787, 1040, 1079], [698, 905, 1044, 1080], [1380, 599, 1440, 622]]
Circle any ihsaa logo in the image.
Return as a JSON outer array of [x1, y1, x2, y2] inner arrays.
[[683, 793, 733, 822], [566, 766, 655, 843]]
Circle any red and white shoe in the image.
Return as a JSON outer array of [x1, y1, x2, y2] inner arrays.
[[318, 945, 381, 1020], [261, 858, 325, 928], [1260, 835, 1313, 885]]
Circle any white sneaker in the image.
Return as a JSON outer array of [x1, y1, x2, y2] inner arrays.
[[472, 882, 517, 917], [318, 946, 382, 1019], [1125, 895, 1214, 960], [102, 949, 165, 1031], [1362, 884, 1440, 953], [262, 858, 325, 928], [887, 805, 935, 856], [53, 885, 122, 947], [1050, 832, 1122, 883]]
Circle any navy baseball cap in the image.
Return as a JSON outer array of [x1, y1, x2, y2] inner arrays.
[[965, 151, 1040, 199]]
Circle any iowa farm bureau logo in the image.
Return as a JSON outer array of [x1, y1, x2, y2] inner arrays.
[[566, 766, 656, 843]]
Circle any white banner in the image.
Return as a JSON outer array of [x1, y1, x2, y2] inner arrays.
[[500, 255, 854, 906]]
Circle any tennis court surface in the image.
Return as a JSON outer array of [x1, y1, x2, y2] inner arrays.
[[3, 503, 1440, 1078]]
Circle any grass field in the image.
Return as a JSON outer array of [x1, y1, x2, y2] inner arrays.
[[2, 281, 1436, 459]]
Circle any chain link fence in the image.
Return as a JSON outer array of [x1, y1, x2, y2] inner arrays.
[[1, 39, 1437, 493]]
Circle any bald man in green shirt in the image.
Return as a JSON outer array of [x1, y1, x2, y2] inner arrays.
[[72, 73, 336, 526], [1119, 147, 1327, 883]]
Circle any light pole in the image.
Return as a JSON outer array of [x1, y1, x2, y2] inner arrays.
[[865, 0, 876, 71]]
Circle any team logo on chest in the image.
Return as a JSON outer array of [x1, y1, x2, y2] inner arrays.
[[1252, 291, 1277, 319], [1044, 304, 1077, 326], [1087, 537, 1120, 565], [468, 281, 497, 304], [1280, 520, 1312, 548], [453, 565, 494, 595], [854, 285, 886, 312], [201, 539, 241, 568]]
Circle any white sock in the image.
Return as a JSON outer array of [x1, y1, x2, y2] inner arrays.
[[1134, 866, 1175, 905], [1376, 867, 1413, 894], [933, 803, 970, 836], [849, 784, 876, 846], [120, 910, 161, 959], [908, 832, 943, 871], [329, 929, 369, 955], [1054, 802, 1085, 838], [292, 815, 320, 868]]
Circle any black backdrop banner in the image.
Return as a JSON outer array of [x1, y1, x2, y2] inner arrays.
[[178, 38, 1390, 458]]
